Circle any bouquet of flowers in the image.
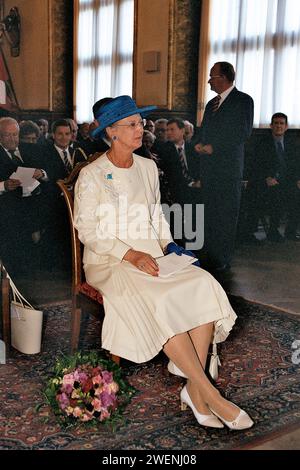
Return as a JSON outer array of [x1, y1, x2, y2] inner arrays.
[[43, 351, 135, 428]]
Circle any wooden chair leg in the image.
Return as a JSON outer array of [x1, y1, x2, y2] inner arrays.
[[70, 305, 82, 353], [2, 273, 10, 356]]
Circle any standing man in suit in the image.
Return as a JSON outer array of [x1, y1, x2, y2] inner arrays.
[[194, 62, 254, 273]]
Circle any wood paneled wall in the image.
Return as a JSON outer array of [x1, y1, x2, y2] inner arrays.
[[1, 0, 201, 123], [2, 0, 73, 122]]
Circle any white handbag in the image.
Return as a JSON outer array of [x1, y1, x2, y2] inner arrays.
[[209, 342, 221, 381], [9, 276, 43, 354]]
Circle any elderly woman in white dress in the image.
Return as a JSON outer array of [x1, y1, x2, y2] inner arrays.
[[74, 95, 253, 430]]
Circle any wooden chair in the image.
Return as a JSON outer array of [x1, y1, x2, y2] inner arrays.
[[0, 261, 10, 357], [57, 153, 120, 364]]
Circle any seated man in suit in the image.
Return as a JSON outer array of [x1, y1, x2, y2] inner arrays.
[[159, 118, 201, 248], [40, 119, 88, 270], [250, 113, 300, 242], [43, 119, 87, 184], [0, 117, 48, 275]]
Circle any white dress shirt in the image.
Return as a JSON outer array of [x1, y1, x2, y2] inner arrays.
[[219, 84, 235, 108], [54, 144, 73, 167], [0, 145, 47, 194]]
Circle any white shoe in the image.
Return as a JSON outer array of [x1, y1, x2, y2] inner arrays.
[[210, 404, 254, 430], [167, 361, 187, 378], [180, 386, 224, 428]]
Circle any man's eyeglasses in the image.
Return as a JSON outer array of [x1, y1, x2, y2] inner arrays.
[[209, 75, 223, 80], [112, 119, 146, 130]]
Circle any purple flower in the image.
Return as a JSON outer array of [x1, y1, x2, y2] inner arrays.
[[57, 392, 70, 410], [61, 383, 73, 395], [100, 391, 116, 408], [78, 371, 88, 383], [101, 370, 113, 384]]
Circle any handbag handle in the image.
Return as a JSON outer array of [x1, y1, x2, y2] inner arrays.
[[6, 272, 34, 309]]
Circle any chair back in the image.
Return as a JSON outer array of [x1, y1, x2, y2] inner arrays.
[[57, 152, 104, 295]]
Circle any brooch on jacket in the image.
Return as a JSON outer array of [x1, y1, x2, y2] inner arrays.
[[105, 173, 113, 180]]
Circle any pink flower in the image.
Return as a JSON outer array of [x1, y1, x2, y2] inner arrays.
[[92, 374, 103, 386], [101, 370, 113, 384], [81, 412, 93, 422], [62, 373, 75, 387], [91, 398, 102, 411], [73, 407, 83, 418], [73, 370, 81, 382], [100, 409, 110, 421]]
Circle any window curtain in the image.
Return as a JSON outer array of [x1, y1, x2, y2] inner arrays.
[[74, 0, 134, 123], [197, 0, 300, 127]]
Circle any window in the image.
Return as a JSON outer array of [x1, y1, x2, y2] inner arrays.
[[198, 0, 300, 127], [74, 0, 134, 122]]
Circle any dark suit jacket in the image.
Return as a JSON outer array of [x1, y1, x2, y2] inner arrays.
[[194, 87, 254, 180], [252, 133, 300, 184], [0, 143, 46, 183], [80, 138, 110, 157], [41, 143, 87, 194], [0, 143, 47, 244], [158, 141, 201, 204]]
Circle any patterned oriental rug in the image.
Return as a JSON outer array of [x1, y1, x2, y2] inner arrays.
[[0, 298, 300, 451]]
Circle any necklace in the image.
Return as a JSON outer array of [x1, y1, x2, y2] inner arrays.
[[107, 150, 133, 168]]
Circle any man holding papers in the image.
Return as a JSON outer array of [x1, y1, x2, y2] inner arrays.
[[0, 117, 47, 275]]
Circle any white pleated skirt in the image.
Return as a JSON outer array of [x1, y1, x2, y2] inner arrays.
[[84, 260, 237, 364]]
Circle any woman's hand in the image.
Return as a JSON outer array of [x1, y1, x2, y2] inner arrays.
[[123, 249, 159, 276]]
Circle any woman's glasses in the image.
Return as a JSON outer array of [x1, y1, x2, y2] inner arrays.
[[112, 119, 146, 130]]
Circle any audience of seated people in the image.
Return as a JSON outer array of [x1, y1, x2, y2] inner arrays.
[[0, 109, 299, 281]]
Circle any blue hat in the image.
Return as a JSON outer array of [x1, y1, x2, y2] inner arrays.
[[91, 95, 157, 139]]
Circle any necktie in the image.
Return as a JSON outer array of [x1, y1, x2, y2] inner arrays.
[[276, 141, 287, 179], [178, 147, 190, 181], [8, 150, 22, 165], [211, 94, 221, 113], [62, 149, 72, 173]]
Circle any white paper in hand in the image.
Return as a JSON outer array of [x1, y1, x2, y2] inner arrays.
[[156, 252, 197, 277], [10, 167, 40, 195]]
